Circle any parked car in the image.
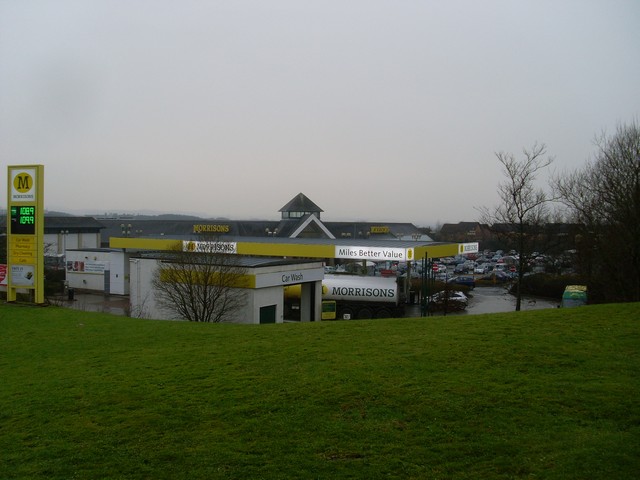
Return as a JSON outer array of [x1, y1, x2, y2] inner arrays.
[[453, 255, 467, 265], [479, 271, 511, 283], [453, 264, 465, 274], [500, 255, 518, 265], [434, 273, 448, 282], [494, 264, 518, 279], [427, 290, 468, 311], [447, 275, 476, 289], [474, 264, 488, 274]]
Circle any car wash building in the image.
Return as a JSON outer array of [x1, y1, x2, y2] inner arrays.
[[129, 252, 325, 324]]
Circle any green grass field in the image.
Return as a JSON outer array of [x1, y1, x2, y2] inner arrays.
[[1, 302, 638, 479]]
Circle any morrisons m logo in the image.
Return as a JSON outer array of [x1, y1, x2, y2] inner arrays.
[[14, 173, 33, 193]]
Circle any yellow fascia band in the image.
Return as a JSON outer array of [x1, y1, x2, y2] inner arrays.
[[237, 242, 334, 259]]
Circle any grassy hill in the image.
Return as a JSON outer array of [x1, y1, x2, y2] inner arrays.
[[1, 302, 638, 479]]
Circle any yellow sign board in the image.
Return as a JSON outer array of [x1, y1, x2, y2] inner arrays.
[[9, 258, 35, 265], [9, 247, 36, 259], [9, 236, 36, 250], [6, 165, 44, 304]]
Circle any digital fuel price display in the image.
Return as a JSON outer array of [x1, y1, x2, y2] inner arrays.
[[10, 205, 36, 235]]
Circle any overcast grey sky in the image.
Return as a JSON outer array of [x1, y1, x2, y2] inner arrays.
[[1, 0, 639, 226]]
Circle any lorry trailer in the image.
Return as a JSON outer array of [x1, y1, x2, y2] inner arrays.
[[284, 274, 405, 320]]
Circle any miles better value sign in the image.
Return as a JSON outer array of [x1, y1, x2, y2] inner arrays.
[[335, 246, 413, 262]]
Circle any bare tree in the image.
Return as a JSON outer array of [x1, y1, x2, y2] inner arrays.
[[479, 143, 554, 310], [554, 121, 640, 302], [152, 238, 248, 322]]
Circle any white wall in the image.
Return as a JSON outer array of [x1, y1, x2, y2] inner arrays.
[[109, 251, 129, 295], [129, 257, 161, 319], [248, 286, 283, 324], [64, 249, 129, 295], [65, 250, 110, 292]]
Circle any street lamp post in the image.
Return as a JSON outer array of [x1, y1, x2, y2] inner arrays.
[[60, 230, 69, 257]]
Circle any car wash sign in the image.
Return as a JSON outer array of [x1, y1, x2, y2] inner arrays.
[[335, 245, 414, 262]]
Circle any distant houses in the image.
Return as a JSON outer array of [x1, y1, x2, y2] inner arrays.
[[437, 221, 580, 253], [438, 222, 493, 243]]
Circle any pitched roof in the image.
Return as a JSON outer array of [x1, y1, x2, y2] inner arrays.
[[44, 216, 105, 231], [278, 193, 323, 213], [440, 222, 481, 234]]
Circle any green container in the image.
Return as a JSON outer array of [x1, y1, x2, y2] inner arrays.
[[561, 285, 587, 307]]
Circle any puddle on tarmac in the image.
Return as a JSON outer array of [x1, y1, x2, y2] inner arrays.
[[407, 286, 560, 317]]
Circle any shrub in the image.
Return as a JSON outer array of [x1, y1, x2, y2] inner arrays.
[[512, 273, 587, 300], [44, 268, 66, 296]]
